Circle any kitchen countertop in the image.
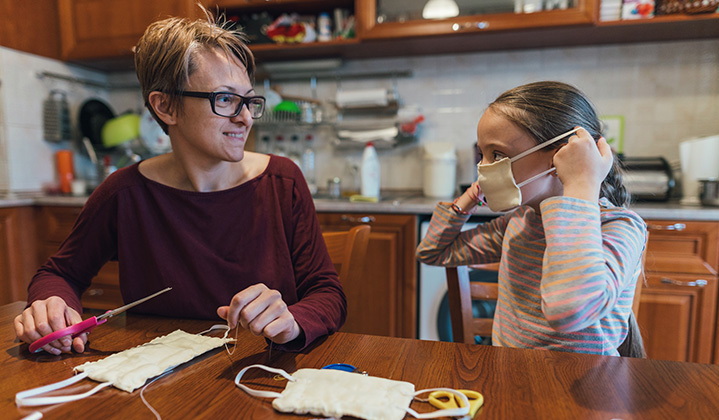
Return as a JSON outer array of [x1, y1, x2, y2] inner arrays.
[[3, 193, 719, 221]]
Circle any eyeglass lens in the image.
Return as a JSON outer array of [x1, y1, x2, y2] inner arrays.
[[213, 93, 265, 118]]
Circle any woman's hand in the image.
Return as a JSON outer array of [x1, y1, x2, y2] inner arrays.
[[553, 127, 613, 202], [217, 284, 301, 345], [14, 297, 88, 355]]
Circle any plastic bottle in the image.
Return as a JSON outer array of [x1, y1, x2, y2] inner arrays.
[[360, 142, 380, 199], [288, 133, 302, 168], [301, 133, 317, 194], [317, 13, 332, 42]]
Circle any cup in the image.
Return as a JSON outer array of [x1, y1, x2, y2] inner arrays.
[[55, 150, 74, 194], [328, 177, 341, 198]]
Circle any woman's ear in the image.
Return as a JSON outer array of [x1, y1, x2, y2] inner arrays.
[[148, 91, 177, 128]]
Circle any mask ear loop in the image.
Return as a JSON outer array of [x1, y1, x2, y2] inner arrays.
[[234, 364, 296, 398], [509, 127, 581, 163], [15, 372, 113, 407], [510, 127, 580, 188]]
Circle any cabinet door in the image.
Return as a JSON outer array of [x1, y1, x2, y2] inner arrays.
[[0, 207, 37, 304], [645, 220, 719, 275], [35, 206, 122, 310], [57, 0, 199, 60], [356, 0, 596, 39], [638, 273, 718, 364], [318, 212, 417, 338]]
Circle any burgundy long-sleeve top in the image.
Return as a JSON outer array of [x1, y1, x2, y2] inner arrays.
[[28, 155, 346, 351]]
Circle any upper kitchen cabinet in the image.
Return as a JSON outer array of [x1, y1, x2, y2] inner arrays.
[[57, 0, 201, 68], [210, 0, 359, 63], [357, 0, 596, 39], [348, 0, 719, 58], [0, 1, 61, 59]]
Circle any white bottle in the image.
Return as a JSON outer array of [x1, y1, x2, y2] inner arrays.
[[360, 142, 380, 199], [301, 133, 317, 194]]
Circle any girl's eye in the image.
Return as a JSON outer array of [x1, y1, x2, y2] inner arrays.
[[477, 152, 484, 163], [494, 152, 505, 161]]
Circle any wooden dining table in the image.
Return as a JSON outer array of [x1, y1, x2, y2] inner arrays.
[[2, 301, 718, 419]]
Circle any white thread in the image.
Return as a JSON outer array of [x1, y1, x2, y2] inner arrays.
[[197, 323, 238, 356], [140, 369, 173, 420]]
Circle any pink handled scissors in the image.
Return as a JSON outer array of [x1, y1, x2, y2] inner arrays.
[[29, 287, 172, 353]]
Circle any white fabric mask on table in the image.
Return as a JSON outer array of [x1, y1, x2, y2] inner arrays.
[[235, 364, 472, 420], [16, 328, 233, 407], [476, 127, 580, 212]]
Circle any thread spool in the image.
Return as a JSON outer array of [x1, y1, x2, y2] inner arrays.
[[56, 150, 75, 194]]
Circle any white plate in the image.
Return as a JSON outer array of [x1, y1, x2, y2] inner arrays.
[[139, 108, 172, 155]]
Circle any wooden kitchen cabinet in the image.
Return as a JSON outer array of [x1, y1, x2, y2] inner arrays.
[[355, 0, 596, 40], [35, 206, 122, 310], [0, 207, 38, 304], [57, 0, 200, 61], [639, 220, 719, 364], [0, 1, 61, 59], [317, 212, 417, 338]]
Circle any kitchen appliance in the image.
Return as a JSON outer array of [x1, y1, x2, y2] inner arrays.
[[621, 156, 675, 202], [419, 218, 497, 342], [699, 179, 719, 207], [679, 135, 719, 205]]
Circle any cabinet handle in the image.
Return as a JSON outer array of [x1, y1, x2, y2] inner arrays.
[[340, 215, 375, 224], [647, 223, 686, 231], [661, 278, 708, 287], [452, 21, 489, 31]]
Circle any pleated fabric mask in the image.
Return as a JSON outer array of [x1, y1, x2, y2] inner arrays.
[[16, 328, 233, 407], [235, 364, 472, 420]]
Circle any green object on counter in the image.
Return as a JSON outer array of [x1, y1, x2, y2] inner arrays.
[[273, 100, 301, 113], [102, 113, 141, 148]]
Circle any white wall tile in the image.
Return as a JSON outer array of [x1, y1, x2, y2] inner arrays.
[[1, 38, 718, 193]]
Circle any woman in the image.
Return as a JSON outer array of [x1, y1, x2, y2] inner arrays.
[[15, 11, 346, 355]]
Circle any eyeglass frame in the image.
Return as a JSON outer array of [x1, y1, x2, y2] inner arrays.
[[174, 91, 266, 119]]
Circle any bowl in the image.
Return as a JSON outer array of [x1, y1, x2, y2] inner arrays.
[[102, 113, 141, 148]]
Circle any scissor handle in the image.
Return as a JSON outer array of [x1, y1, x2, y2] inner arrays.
[[28, 316, 106, 353], [429, 389, 482, 408]]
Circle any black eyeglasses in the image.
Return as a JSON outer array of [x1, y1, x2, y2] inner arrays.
[[177, 91, 266, 119]]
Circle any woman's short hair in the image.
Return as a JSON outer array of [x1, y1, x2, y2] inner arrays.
[[134, 8, 255, 133]]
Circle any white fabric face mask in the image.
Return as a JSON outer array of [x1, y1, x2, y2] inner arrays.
[[476, 127, 580, 212], [235, 364, 472, 420], [16, 328, 233, 407]]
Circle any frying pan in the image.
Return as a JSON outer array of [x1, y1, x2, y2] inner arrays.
[[79, 99, 115, 151]]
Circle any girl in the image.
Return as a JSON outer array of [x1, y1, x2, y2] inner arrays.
[[417, 81, 646, 356]]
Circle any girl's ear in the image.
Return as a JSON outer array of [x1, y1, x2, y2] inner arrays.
[[148, 91, 177, 128]]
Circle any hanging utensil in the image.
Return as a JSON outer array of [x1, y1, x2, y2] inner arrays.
[[43, 90, 71, 142]]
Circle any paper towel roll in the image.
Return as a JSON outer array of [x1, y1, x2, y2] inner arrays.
[[336, 88, 389, 108]]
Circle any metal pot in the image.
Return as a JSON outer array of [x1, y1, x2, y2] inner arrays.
[[699, 179, 719, 207]]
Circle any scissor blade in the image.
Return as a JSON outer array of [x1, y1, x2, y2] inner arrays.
[[99, 287, 172, 320]]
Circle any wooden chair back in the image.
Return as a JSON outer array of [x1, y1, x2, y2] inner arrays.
[[322, 224, 371, 287], [445, 264, 499, 344]]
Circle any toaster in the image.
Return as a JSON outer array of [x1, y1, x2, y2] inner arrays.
[[621, 157, 675, 202]]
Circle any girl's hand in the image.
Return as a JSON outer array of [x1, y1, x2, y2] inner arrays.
[[553, 128, 613, 202]]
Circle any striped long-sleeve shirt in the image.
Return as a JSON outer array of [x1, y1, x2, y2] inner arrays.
[[416, 196, 647, 355]]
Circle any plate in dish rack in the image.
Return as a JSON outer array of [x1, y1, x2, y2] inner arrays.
[[139, 108, 172, 155]]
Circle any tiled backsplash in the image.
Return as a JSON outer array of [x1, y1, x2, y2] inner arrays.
[[0, 39, 717, 194]]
